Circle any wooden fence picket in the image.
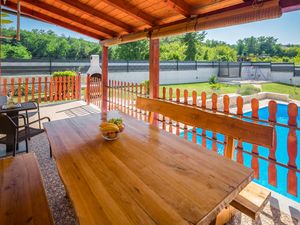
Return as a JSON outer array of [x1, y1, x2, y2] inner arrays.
[[176, 88, 180, 136], [201, 91, 207, 148], [2, 78, 7, 96], [44, 77, 48, 102], [223, 95, 230, 157], [38, 77, 42, 103], [25, 78, 29, 102], [10, 78, 14, 97], [17, 78, 22, 103], [236, 96, 244, 164], [31, 77, 35, 101], [169, 88, 173, 133], [192, 90, 197, 143], [251, 98, 260, 179], [211, 93, 218, 152], [162, 87, 166, 130], [183, 90, 188, 140], [287, 103, 298, 196], [268, 100, 277, 186]]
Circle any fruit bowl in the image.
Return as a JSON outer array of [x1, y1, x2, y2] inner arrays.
[[101, 130, 120, 141], [99, 118, 125, 141]]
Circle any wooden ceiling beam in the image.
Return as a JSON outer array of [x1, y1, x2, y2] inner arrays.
[[5, 1, 104, 40], [58, 0, 134, 33], [280, 0, 300, 12], [101, 0, 282, 46], [163, 0, 191, 17], [192, 0, 245, 15], [18, 0, 117, 38], [100, 0, 157, 26]]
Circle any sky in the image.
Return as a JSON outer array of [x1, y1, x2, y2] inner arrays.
[[5, 9, 300, 45]]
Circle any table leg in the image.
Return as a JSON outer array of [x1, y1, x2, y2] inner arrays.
[[6, 111, 19, 153]]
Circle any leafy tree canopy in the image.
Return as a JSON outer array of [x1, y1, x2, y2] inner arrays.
[[0, 28, 299, 64]]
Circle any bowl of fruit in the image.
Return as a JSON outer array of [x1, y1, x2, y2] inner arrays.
[[99, 118, 125, 141]]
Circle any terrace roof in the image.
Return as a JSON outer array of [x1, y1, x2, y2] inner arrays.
[[2, 0, 300, 46]]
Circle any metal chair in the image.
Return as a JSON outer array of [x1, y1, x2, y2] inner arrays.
[[20, 99, 42, 129], [0, 114, 51, 157]]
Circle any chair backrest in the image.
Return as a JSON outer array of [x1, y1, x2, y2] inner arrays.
[[136, 96, 274, 158], [0, 114, 16, 135]]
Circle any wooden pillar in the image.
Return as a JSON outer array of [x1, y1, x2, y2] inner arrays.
[[149, 39, 160, 98], [101, 45, 108, 112], [149, 39, 160, 126]]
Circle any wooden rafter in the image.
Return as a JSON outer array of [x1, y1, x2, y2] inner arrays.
[[164, 0, 191, 17], [58, 0, 134, 32], [100, 0, 158, 26], [192, 0, 245, 15], [17, 0, 117, 38], [5, 1, 104, 40], [280, 0, 300, 12], [101, 0, 282, 46]]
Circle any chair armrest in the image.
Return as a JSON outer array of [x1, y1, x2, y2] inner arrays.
[[27, 117, 51, 126], [10, 114, 27, 128]]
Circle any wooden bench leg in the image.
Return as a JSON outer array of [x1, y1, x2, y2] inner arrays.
[[213, 206, 237, 225]]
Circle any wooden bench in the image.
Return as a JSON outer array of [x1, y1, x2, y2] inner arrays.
[[136, 96, 273, 222], [0, 153, 54, 225]]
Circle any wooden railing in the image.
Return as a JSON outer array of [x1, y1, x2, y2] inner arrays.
[[106, 80, 299, 199], [0, 76, 81, 103]]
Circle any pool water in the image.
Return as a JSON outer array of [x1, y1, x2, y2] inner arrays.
[[182, 104, 300, 203]]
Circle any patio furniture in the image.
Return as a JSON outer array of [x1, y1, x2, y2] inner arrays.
[[21, 99, 42, 129], [0, 99, 37, 152], [136, 96, 273, 222], [0, 114, 50, 156], [44, 109, 271, 225], [230, 182, 271, 220], [0, 153, 54, 225]]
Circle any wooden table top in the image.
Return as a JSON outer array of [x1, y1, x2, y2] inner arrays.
[[0, 153, 53, 225], [44, 111, 253, 225]]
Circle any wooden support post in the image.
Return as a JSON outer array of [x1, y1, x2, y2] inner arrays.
[[101, 45, 109, 112], [149, 39, 160, 126]]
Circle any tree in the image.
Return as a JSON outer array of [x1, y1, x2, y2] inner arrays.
[[112, 40, 149, 60], [182, 32, 206, 61], [1, 44, 32, 59], [209, 45, 237, 61], [160, 42, 186, 60]]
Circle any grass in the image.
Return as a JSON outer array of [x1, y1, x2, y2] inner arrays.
[[160, 82, 240, 98], [160, 82, 300, 101], [261, 83, 300, 101]]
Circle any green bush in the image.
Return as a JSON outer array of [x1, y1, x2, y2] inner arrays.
[[52, 71, 77, 77], [237, 84, 261, 96], [208, 75, 217, 85]]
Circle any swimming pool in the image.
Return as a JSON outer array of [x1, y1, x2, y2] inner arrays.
[[182, 104, 300, 203]]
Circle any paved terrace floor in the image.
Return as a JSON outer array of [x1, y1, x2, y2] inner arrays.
[[0, 100, 299, 225]]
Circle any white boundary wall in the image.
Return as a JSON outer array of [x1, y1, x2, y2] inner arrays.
[[108, 67, 218, 84]]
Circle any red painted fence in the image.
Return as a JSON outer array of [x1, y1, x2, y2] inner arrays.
[[106, 80, 299, 198], [0, 75, 81, 103]]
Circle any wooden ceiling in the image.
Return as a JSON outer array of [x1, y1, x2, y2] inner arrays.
[[2, 0, 300, 46]]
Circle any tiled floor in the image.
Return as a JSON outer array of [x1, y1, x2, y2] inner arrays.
[[1, 100, 299, 225]]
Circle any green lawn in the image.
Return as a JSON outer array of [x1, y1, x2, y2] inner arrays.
[[160, 82, 300, 100], [261, 83, 300, 101], [160, 83, 240, 98]]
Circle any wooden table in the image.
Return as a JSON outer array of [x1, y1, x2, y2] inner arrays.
[[0, 97, 37, 152], [0, 153, 54, 225], [44, 111, 253, 225]]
